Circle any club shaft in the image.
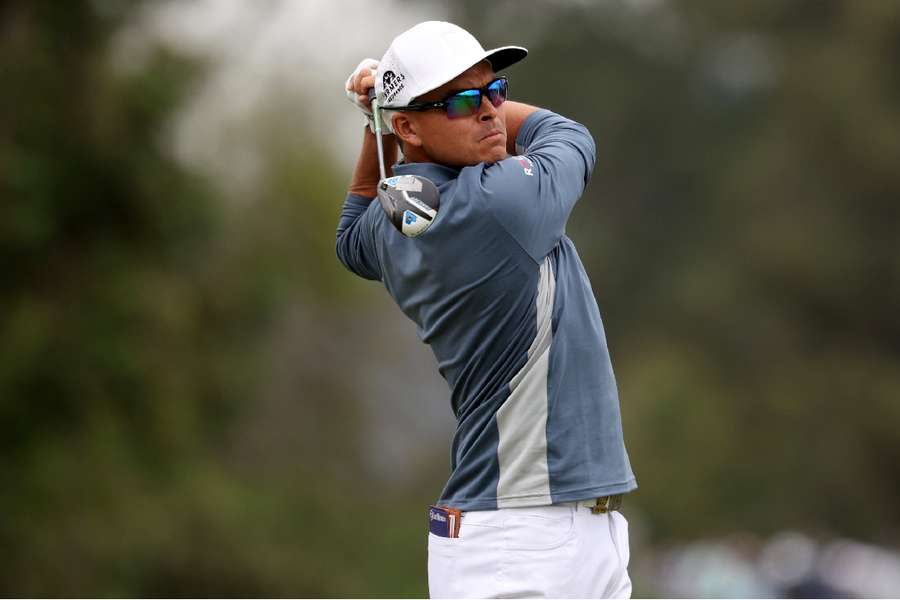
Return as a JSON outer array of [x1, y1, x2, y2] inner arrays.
[[371, 97, 387, 181]]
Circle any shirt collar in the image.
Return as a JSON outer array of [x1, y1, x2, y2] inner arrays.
[[392, 161, 462, 186]]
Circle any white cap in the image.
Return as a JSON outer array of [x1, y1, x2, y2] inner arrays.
[[375, 21, 527, 110]]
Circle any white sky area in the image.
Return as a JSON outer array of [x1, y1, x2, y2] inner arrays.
[[113, 0, 450, 196], [111, 0, 701, 198]]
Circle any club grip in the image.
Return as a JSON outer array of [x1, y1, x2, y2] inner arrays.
[[368, 89, 377, 103]]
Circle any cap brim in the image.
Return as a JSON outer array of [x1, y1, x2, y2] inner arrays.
[[416, 46, 527, 98], [484, 46, 528, 72], [383, 45, 528, 108]]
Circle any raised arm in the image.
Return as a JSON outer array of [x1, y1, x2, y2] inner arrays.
[[336, 61, 396, 281], [348, 127, 398, 198], [483, 108, 598, 262], [346, 62, 399, 197], [503, 100, 540, 156]]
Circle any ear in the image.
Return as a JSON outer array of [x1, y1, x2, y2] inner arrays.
[[392, 112, 423, 149]]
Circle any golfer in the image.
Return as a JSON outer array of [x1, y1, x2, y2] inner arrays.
[[337, 21, 637, 599]]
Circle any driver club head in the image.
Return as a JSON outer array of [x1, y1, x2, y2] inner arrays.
[[377, 174, 440, 237]]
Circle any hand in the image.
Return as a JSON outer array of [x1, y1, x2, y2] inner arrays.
[[345, 58, 379, 128]]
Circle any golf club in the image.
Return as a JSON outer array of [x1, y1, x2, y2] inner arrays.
[[369, 89, 440, 237]]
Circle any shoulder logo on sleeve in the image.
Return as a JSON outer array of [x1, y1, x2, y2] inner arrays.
[[516, 156, 534, 176]]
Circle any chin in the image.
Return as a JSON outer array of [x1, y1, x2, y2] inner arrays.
[[481, 145, 508, 165]]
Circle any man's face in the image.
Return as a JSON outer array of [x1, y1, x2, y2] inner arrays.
[[400, 61, 507, 167]]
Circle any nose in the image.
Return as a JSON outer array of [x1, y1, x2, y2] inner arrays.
[[478, 94, 498, 122]]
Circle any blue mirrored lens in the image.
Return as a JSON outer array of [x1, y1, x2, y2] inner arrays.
[[444, 79, 508, 118], [446, 90, 481, 118], [487, 78, 508, 107]]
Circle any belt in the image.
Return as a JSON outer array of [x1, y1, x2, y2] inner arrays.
[[429, 495, 624, 538], [577, 494, 623, 514]]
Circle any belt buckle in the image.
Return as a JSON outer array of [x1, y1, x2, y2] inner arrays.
[[590, 495, 621, 514]]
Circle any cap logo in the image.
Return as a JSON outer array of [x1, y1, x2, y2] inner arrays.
[[382, 70, 406, 104]]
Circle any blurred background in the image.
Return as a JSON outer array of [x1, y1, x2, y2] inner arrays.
[[3, 0, 899, 597]]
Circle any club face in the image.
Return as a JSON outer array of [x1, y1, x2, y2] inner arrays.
[[377, 175, 440, 237]]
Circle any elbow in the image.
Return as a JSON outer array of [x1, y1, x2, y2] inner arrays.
[[579, 128, 597, 187], [577, 124, 598, 184], [335, 230, 380, 281], [335, 231, 353, 273]]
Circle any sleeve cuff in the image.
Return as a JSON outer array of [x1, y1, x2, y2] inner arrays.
[[346, 193, 375, 206]]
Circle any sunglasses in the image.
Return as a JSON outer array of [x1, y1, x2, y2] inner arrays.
[[399, 76, 509, 119]]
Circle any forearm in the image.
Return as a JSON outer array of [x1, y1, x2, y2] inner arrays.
[[504, 101, 540, 155], [348, 128, 399, 197]]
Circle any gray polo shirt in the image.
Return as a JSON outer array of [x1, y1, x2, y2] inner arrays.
[[336, 109, 636, 510]]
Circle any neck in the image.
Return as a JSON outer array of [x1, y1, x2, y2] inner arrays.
[[402, 144, 430, 165]]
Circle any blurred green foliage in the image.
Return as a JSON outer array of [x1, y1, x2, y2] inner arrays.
[[1, 0, 899, 597], [1, 1, 435, 595]]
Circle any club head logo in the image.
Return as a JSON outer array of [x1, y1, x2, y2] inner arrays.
[[382, 70, 406, 103], [401, 209, 431, 237]]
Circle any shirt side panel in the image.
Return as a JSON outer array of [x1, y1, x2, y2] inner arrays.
[[495, 255, 555, 507]]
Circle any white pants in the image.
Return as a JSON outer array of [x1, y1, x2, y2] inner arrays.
[[427, 502, 631, 599]]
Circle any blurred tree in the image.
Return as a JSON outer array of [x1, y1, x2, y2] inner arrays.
[[0, 1, 432, 596], [0, 1, 277, 595]]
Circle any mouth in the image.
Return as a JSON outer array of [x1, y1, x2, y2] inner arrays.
[[480, 131, 504, 142]]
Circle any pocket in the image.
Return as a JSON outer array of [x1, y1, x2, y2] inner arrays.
[[608, 511, 631, 570], [427, 532, 459, 599], [501, 509, 576, 551]]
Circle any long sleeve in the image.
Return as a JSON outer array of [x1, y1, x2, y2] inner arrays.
[[480, 110, 597, 263], [335, 193, 382, 281]]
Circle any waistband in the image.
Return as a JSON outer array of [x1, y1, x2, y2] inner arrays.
[[436, 494, 624, 520], [429, 495, 625, 538]]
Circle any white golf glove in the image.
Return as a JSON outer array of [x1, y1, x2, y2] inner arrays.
[[345, 58, 391, 134]]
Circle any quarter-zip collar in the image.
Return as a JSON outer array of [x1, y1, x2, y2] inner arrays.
[[392, 161, 462, 186]]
